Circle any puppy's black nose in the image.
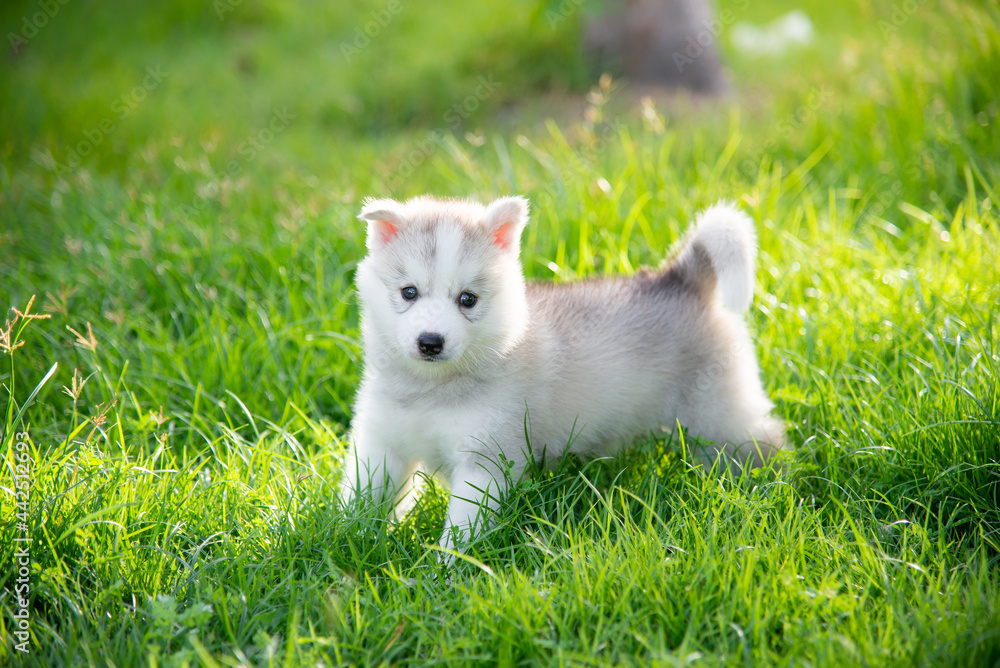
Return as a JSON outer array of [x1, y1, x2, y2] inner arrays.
[[417, 332, 445, 357]]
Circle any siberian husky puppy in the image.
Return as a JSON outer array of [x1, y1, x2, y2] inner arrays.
[[341, 195, 785, 552]]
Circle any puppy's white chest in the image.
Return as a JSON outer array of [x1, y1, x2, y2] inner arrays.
[[386, 398, 487, 470]]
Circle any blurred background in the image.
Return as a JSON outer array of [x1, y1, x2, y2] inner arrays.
[[2, 5, 999, 663], [1, 0, 995, 202], [1, 0, 998, 430]]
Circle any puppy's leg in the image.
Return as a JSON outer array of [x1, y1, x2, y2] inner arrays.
[[389, 463, 424, 522], [734, 416, 787, 469], [340, 428, 408, 507], [438, 462, 508, 555], [692, 416, 787, 473]]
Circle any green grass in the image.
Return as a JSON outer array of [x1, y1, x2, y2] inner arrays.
[[2, 0, 999, 665]]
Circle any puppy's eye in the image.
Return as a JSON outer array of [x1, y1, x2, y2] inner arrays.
[[401, 286, 418, 301], [458, 292, 478, 308]]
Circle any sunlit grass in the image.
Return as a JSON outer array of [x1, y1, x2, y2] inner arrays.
[[2, 0, 999, 665]]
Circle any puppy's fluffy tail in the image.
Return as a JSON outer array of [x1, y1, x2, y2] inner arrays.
[[683, 202, 758, 312]]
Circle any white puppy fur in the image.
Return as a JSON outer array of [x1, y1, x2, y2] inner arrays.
[[341, 195, 786, 552]]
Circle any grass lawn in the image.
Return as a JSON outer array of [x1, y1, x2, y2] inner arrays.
[[2, 0, 999, 665]]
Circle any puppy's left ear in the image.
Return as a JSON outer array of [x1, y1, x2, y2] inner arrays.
[[484, 196, 529, 253], [358, 198, 404, 251]]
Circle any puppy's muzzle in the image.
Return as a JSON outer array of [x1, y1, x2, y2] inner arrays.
[[417, 332, 445, 358]]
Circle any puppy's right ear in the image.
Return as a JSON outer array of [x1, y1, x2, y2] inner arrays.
[[483, 195, 529, 253], [358, 198, 404, 251]]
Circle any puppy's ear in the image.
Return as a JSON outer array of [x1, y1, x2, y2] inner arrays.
[[483, 196, 529, 253], [358, 198, 404, 250]]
